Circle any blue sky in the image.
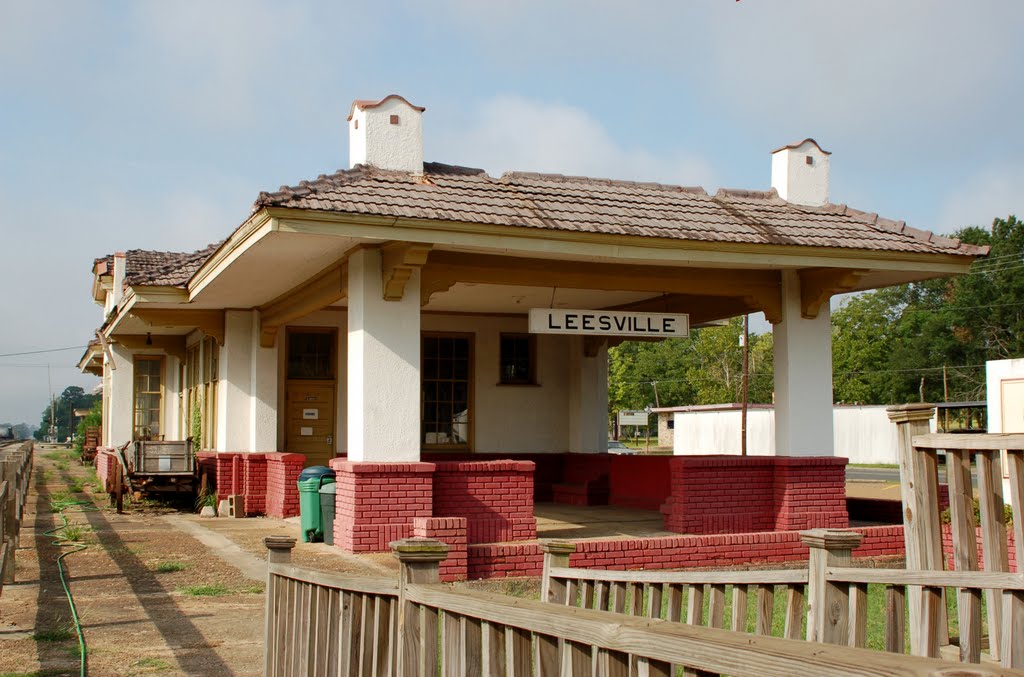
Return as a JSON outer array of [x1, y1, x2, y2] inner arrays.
[[1, 1, 1022, 425]]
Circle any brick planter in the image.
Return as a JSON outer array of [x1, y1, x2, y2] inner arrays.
[[329, 461, 435, 552], [433, 461, 537, 544], [662, 455, 848, 535], [242, 454, 267, 516], [265, 453, 306, 519], [413, 517, 468, 581]]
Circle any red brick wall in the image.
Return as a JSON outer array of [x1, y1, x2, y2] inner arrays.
[[265, 452, 305, 519], [772, 457, 848, 530], [941, 524, 1018, 572], [662, 456, 848, 535], [413, 517, 468, 582], [330, 461, 435, 552], [242, 454, 267, 516], [95, 448, 117, 490], [609, 455, 672, 511], [215, 453, 240, 496], [467, 525, 906, 579], [433, 461, 537, 544]]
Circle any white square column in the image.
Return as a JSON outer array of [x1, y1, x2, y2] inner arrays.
[[567, 337, 609, 453], [217, 310, 254, 452], [773, 270, 834, 456], [347, 248, 421, 462], [106, 343, 134, 446], [216, 309, 279, 452]]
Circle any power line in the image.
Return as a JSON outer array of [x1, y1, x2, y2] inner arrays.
[[0, 346, 86, 358]]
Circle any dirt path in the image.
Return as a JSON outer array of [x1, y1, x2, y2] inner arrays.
[[0, 446, 268, 677]]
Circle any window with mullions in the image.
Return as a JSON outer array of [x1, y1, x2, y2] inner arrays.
[[499, 333, 536, 385], [422, 335, 472, 448], [134, 356, 163, 440]]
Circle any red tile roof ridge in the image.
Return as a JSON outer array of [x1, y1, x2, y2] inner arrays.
[[714, 187, 783, 202], [501, 170, 708, 195]]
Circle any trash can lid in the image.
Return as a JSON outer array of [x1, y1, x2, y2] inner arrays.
[[298, 465, 337, 481], [319, 482, 337, 494]]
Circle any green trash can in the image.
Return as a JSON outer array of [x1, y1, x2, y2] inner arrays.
[[297, 466, 336, 543], [320, 482, 337, 546]]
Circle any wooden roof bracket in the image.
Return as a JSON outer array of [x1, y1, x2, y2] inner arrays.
[[129, 309, 226, 346], [381, 242, 432, 302], [259, 261, 348, 348], [798, 268, 867, 319]]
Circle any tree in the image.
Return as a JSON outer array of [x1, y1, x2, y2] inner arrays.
[[35, 385, 100, 442]]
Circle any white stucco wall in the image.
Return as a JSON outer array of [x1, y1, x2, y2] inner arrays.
[[773, 269, 834, 456], [217, 310, 255, 452], [347, 248, 421, 462], [420, 314, 574, 453], [986, 358, 1024, 492], [349, 97, 423, 173], [567, 336, 609, 453], [673, 404, 923, 464], [107, 343, 134, 446]]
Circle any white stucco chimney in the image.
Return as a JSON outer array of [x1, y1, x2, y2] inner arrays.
[[348, 95, 425, 174], [111, 251, 126, 309], [771, 139, 831, 206]]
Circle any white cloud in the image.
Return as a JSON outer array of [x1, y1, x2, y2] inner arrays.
[[937, 165, 1024, 232], [432, 95, 717, 187]]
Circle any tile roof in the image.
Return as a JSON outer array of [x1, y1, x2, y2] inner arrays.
[[254, 163, 985, 258], [94, 243, 222, 288]]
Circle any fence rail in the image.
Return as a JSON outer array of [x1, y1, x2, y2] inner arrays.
[[264, 535, 1012, 676], [1, 441, 34, 590]]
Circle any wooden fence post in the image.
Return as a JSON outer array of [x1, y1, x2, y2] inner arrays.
[[391, 537, 448, 677], [2, 460, 16, 585], [887, 403, 944, 654], [540, 540, 576, 605], [801, 529, 862, 645], [263, 535, 296, 677]]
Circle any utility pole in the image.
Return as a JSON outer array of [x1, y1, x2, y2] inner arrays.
[[942, 365, 949, 403], [740, 315, 750, 456]]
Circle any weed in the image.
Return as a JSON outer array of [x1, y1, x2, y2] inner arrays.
[[153, 560, 189, 573], [62, 524, 89, 541], [131, 657, 171, 671], [41, 470, 53, 481], [48, 490, 72, 507], [55, 460, 70, 472], [195, 488, 218, 512], [179, 584, 230, 597], [68, 480, 85, 493], [34, 623, 74, 642], [243, 583, 265, 594]]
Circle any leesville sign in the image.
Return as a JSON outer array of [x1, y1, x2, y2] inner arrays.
[[528, 309, 689, 338]]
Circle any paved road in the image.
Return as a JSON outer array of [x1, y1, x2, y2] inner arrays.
[[847, 463, 977, 483]]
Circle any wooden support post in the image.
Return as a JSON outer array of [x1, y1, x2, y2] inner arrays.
[[800, 528, 863, 646], [391, 538, 448, 677], [2, 461, 16, 585], [263, 535, 296, 677], [887, 403, 942, 653], [540, 540, 576, 605], [1, 479, 11, 585]]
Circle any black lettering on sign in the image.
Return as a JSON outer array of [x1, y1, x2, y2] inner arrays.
[[548, 314, 560, 329], [663, 318, 675, 333], [565, 314, 578, 330], [599, 316, 611, 331], [582, 315, 594, 330]]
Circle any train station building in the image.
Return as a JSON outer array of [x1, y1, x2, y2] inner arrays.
[[79, 95, 985, 576]]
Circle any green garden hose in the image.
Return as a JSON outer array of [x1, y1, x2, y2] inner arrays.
[[44, 498, 98, 677]]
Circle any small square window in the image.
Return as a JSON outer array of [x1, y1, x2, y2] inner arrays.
[[667, 419, 675, 429], [390, 114, 400, 125], [499, 334, 536, 385], [805, 155, 814, 166]]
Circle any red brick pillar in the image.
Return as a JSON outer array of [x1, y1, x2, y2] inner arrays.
[[413, 517, 468, 581], [662, 456, 776, 534], [215, 452, 240, 497], [329, 461, 435, 552], [242, 454, 268, 516], [433, 461, 537, 543], [265, 453, 306, 518], [772, 457, 849, 530]]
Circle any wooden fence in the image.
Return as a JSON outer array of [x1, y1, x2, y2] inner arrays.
[[263, 535, 1012, 676], [1, 441, 34, 590]]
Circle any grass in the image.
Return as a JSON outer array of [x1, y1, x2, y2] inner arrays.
[[33, 623, 74, 643], [130, 657, 172, 672], [68, 479, 86, 493], [562, 581, 987, 653], [244, 583, 266, 594], [62, 524, 89, 541], [178, 584, 231, 597], [153, 560, 189, 573]]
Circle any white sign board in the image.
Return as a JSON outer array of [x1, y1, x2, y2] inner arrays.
[[302, 408, 319, 420], [529, 309, 689, 338], [618, 410, 649, 426]]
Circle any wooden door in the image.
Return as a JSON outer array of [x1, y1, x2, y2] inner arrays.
[[285, 329, 337, 468], [285, 382, 335, 468]]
